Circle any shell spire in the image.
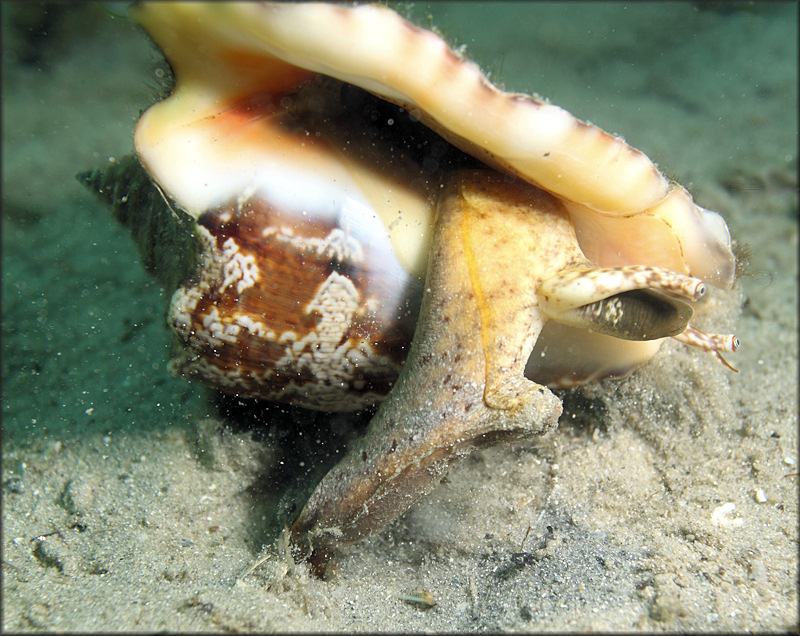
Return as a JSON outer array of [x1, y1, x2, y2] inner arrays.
[[77, 156, 201, 291]]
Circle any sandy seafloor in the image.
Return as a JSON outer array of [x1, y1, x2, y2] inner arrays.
[[2, 1, 797, 632]]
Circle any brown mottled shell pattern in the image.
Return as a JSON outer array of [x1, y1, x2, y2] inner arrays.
[[168, 196, 418, 410]]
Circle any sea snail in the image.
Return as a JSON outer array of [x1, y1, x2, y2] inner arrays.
[[80, 2, 739, 575]]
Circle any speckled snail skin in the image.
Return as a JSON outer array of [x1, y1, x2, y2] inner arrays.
[[80, 2, 739, 575]]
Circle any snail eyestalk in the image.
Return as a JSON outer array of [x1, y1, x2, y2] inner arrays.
[[673, 324, 740, 371]]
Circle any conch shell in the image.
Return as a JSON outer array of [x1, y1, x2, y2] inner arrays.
[[79, 2, 739, 575]]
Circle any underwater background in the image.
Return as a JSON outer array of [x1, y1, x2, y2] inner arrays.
[[3, 2, 797, 631]]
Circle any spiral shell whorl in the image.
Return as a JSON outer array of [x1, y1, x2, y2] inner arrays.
[[77, 156, 201, 293]]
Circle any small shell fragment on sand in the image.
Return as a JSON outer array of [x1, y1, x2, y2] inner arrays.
[[711, 502, 744, 528]]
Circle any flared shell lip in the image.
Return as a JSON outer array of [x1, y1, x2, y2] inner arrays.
[[131, 1, 735, 290]]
